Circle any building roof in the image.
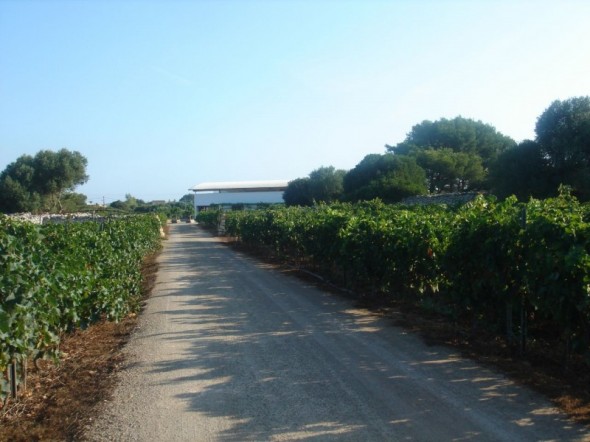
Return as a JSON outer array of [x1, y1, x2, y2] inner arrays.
[[190, 180, 290, 192]]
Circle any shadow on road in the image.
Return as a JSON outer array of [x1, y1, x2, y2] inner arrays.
[[145, 224, 588, 441]]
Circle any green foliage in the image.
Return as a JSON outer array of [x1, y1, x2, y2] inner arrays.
[[0, 215, 162, 399], [0, 157, 42, 213], [415, 148, 485, 193], [522, 191, 590, 353], [109, 194, 194, 219], [283, 166, 346, 206], [442, 196, 525, 327], [283, 178, 313, 206], [220, 194, 590, 363], [0, 218, 58, 372], [0, 149, 88, 213], [179, 194, 194, 204], [109, 194, 144, 212], [535, 96, 590, 201], [336, 201, 450, 294], [342, 154, 427, 202], [488, 140, 553, 200], [389, 116, 516, 167], [223, 201, 448, 296], [386, 116, 515, 195], [60, 192, 88, 212], [196, 208, 223, 228]]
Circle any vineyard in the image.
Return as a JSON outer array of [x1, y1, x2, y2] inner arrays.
[[198, 190, 590, 366], [0, 214, 163, 402]]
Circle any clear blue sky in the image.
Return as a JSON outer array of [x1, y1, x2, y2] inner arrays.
[[1, 0, 589, 204]]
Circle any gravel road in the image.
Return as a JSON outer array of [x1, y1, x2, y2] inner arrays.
[[85, 223, 590, 441]]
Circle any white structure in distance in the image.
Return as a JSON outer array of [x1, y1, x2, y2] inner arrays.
[[189, 180, 289, 213]]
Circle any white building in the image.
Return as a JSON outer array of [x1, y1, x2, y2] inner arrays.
[[188, 180, 289, 212]]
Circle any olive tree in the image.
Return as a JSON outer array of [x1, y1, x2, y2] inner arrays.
[[0, 149, 88, 213]]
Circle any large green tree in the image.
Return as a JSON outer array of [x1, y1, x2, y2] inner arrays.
[[283, 177, 312, 206], [342, 154, 427, 203], [535, 96, 590, 200], [308, 166, 346, 203], [488, 140, 553, 200], [389, 116, 516, 165], [60, 192, 88, 212], [415, 148, 485, 193], [179, 194, 194, 204], [283, 166, 345, 206], [388, 116, 516, 193], [0, 149, 88, 213]]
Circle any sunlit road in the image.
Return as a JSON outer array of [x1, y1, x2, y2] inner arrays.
[[86, 223, 590, 441]]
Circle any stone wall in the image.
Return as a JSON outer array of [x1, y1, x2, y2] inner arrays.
[[401, 192, 481, 206], [6, 212, 166, 238], [7, 213, 107, 224]]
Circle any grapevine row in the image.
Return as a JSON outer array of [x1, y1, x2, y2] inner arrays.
[[199, 192, 590, 363], [0, 214, 163, 399]]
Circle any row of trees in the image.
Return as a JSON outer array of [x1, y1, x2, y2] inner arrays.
[[0, 149, 194, 216], [2, 96, 587, 212], [284, 96, 590, 205], [110, 193, 195, 219]]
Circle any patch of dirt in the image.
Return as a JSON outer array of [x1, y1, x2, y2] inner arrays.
[[0, 251, 160, 442]]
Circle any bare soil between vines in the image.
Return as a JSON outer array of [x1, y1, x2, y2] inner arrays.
[[0, 252, 159, 442], [1, 235, 589, 441]]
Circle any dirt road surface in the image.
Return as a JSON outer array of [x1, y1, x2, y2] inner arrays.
[[86, 224, 590, 441]]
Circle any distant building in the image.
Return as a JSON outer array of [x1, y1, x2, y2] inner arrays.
[[188, 180, 289, 212]]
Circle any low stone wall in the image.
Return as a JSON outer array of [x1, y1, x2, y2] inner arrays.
[[7, 212, 107, 224], [6, 212, 166, 238], [401, 192, 481, 206]]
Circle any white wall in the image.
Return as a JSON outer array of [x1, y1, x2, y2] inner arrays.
[[194, 191, 284, 209]]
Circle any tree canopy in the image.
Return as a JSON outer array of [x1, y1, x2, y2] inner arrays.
[[179, 194, 194, 204], [289, 98, 590, 204], [283, 166, 345, 206], [0, 149, 88, 213], [342, 154, 427, 203], [488, 140, 553, 200], [283, 178, 313, 206], [388, 116, 516, 167], [488, 96, 590, 201], [386, 116, 515, 194], [415, 148, 485, 193], [535, 96, 590, 200]]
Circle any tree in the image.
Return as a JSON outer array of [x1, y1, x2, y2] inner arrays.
[[283, 178, 312, 206], [308, 166, 346, 203], [283, 166, 345, 206], [110, 200, 128, 211], [535, 96, 590, 200], [109, 194, 156, 213], [124, 193, 139, 210], [415, 148, 485, 193], [342, 154, 427, 203], [60, 192, 88, 212], [488, 140, 553, 200], [389, 116, 516, 167], [31, 149, 88, 211], [0, 149, 88, 213], [0, 155, 41, 212], [179, 194, 194, 204]]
